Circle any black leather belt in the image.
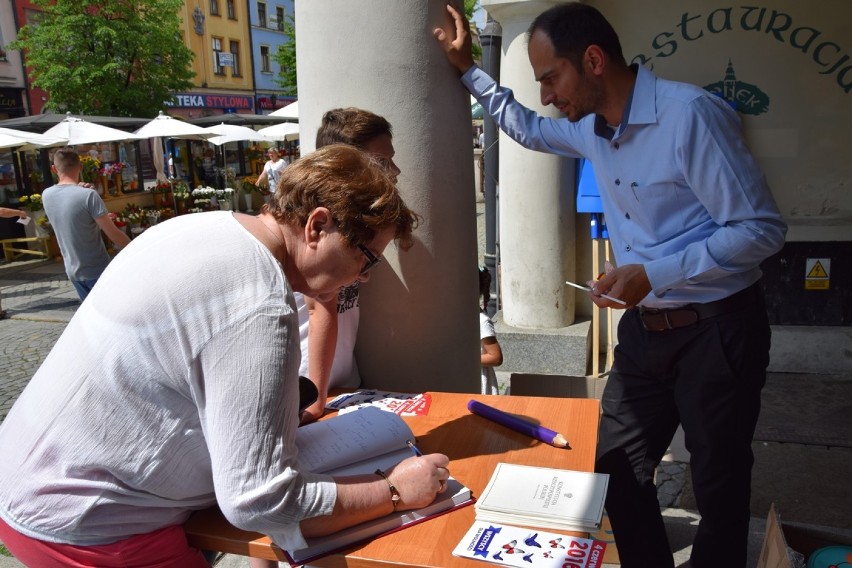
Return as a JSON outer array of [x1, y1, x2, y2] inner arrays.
[[637, 283, 760, 332]]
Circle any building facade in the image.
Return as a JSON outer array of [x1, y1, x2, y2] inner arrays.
[[248, 0, 295, 114], [168, 0, 257, 118]]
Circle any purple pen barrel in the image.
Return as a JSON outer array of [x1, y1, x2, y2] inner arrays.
[[467, 400, 569, 448]]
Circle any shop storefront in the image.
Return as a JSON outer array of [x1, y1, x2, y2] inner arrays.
[[0, 88, 26, 120]]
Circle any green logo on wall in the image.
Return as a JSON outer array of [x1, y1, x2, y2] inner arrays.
[[703, 60, 770, 115]]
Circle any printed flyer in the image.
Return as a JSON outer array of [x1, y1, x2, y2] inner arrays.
[[453, 521, 606, 568], [326, 390, 432, 416]]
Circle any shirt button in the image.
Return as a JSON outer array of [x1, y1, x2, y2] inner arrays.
[[613, 142, 620, 149], [614, 179, 621, 186], [625, 245, 631, 252], [625, 212, 630, 219]]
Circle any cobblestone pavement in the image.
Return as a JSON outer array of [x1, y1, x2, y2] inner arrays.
[[0, 319, 66, 421]]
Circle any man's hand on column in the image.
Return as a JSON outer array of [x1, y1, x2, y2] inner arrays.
[[433, 3, 476, 75]]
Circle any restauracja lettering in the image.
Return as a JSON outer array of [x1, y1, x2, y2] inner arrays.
[[633, 6, 851, 94]]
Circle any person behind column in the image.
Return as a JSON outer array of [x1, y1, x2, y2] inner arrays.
[[41, 147, 131, 301], [295, 107, 403, 424], [0, 145, 449, 568], [478, 266, 503, 395], [256, 147, 287, 204], [435, 5, 786, 568]]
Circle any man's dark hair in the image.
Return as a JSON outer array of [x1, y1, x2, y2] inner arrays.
[[315, 108, 393, 150], [528, 3, 626, 69], [52, 147, 81, 175]]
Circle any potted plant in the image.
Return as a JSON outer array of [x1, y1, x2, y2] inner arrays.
[[79, 155, 102, 184], [18, 194, 47, 237], [149, 181, 173, 208], [173, 181, 191, 214], [239, 175, 259, 212], [190, 185, 217, 210], [100, 162, 129, 196], [216, 187, 235, 210]]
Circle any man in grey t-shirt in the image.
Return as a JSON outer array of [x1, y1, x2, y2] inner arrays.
[[42, 148, 131, 300]]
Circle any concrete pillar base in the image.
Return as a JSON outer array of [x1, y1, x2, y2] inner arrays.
[[769, 325, 852, 374], [493, 312, 590, 376]]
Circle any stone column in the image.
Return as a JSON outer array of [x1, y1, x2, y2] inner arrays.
[[483, 0, 577, 329], [296, 1, 480, 393], [483, 0, 586, 377]]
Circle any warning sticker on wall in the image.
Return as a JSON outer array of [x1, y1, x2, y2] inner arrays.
[[805, 258, 830, 290]]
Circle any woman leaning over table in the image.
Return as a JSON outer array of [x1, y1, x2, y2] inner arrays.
[[0, 144, 450, 568]]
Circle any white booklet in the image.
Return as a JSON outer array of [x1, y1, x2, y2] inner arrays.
[[475, 463, 609, 532], [286, 406, 474, 564], [453, 521, 607, 568]]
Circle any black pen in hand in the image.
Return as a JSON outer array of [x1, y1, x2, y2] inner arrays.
[[406, 439, 423, 457]]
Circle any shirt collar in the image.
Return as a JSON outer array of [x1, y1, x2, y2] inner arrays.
[[593, 64, 656, 139]]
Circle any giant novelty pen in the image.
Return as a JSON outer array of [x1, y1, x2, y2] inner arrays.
[[467, 400, 570, 448]]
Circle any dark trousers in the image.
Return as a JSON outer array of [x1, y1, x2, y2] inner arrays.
[[596, 287, 769, 568]]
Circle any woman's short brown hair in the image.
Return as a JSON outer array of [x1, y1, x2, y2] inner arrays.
[[266, 144, 418, 250]]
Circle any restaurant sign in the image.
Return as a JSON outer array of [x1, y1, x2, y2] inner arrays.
[[165, 93, 254, 110], [632, 6, 851, 95]]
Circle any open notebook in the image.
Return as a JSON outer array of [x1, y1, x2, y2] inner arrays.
[[285, 406, 473, 564]]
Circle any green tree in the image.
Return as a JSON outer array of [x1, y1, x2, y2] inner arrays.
[[11, 0, 195, 117], [274, 13, 297, 97], [465, 0, 483, 63]]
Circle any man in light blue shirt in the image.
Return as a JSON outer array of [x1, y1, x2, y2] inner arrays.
[[436, 4, 786, 568]]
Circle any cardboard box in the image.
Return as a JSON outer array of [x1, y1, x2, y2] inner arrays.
[[757, 503, 852, 568]]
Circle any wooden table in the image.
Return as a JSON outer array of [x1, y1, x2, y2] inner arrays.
[[185, 392, 600, 567]]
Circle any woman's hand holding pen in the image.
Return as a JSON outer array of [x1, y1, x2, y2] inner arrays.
[[386, 452, 451, 510]]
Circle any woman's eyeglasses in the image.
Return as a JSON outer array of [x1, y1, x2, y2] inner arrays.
[[357, 244, 383, 275]]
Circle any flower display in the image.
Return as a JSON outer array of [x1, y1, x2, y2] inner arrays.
[[145, 209, 162, 225], [149, 181, 172, 194], [101, 162, 129, 176], [215, 187, 235, 200], [240, 175, 259, 194], [79, 155, 102, 182], [109, 212, 126, 228], [173, 181, 190, 200], [191, 186, 216, 209], [118, 203, 143, 225], [36, 215, 53, 235], [18, 194, 43, 212]]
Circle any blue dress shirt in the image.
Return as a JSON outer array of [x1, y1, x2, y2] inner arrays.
[[463, 64, 787, 308]]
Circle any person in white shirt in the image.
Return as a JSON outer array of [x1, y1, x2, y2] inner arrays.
[[0, 145, 449, 568], [256, 147, 287, 203]]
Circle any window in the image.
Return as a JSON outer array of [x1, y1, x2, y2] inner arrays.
[[229, 41, 240, 77], [257, 2, 267, 28], [276, 7, 285, 31], [227, 0, 236, 19], [209, 0, 220, 16], [212, 37, 224, 75], [0, 27, 6, 61], [260, 45, 271, 73]]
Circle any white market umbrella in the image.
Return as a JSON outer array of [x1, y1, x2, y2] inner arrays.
[[0, 127, 67, 150], [133, 111, 214, 140], [269, 101, 298, 119], [43, 114, 140, 146], [204, 123, 272, 146], [256, 122, 300, 141]]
